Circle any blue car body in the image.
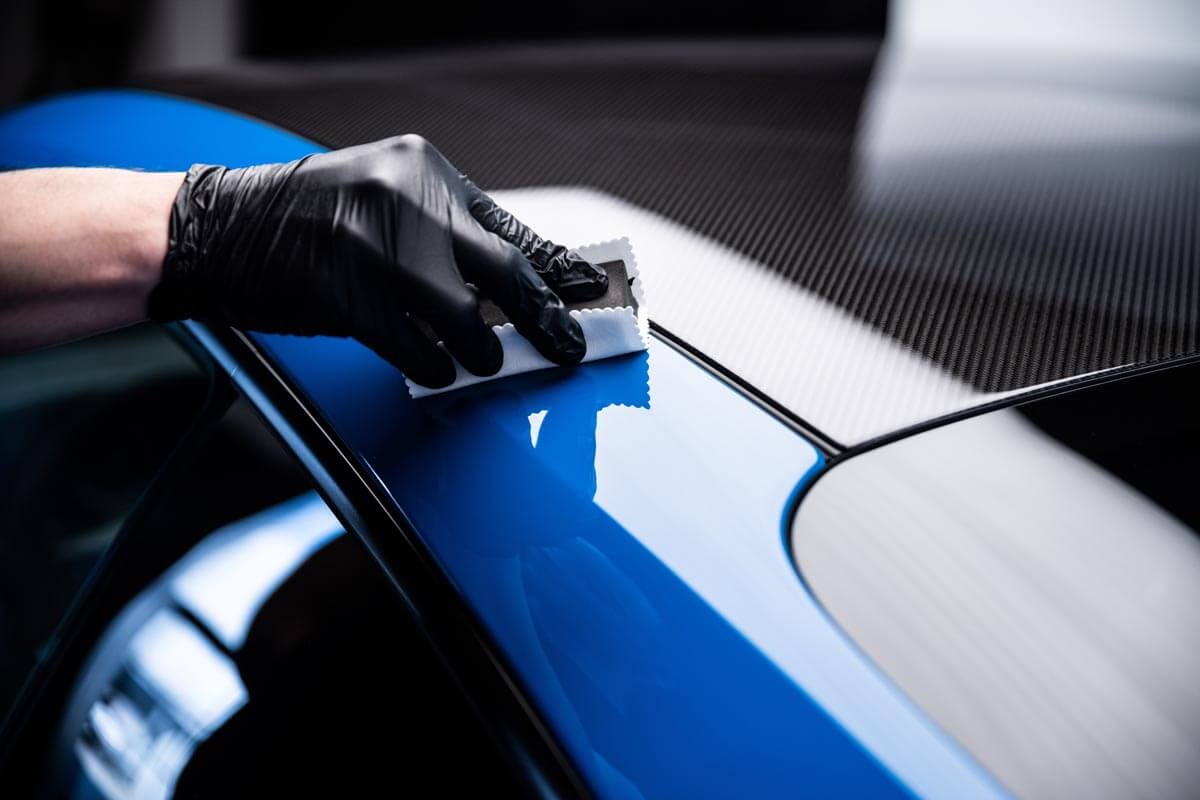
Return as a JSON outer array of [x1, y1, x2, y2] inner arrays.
[[0, 90, 1005, 798]]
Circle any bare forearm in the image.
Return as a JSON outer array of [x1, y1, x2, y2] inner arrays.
[[0, 139, 605, 383], [0, 168, 182, 353]]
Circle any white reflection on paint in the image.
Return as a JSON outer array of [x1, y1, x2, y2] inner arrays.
[[528, 409, 548, 448]]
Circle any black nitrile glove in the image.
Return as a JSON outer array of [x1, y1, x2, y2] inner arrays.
[[148, 135, 609, 388]]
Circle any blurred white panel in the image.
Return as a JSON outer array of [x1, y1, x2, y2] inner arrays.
[[892, 0, 1200, 61]]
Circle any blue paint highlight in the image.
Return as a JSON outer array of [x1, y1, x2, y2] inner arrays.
[[0, 90, 319, 170], [255, 333, 893, 799], [1, 90, 1004, 799]]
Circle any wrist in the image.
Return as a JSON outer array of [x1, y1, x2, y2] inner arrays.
[[129, 171, 185, 309], [0, 168, 184, 354], [150, 163, 249, 324]]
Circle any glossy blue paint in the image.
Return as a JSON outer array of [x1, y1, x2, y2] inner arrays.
[[1, 91, 1008, 800], [0, 90, 319, 170]]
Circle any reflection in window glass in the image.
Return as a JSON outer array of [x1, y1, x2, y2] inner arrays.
[[69, 495, 341, 800]]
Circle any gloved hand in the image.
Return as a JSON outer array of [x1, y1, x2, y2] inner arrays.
[[148, 135, 608, 388]]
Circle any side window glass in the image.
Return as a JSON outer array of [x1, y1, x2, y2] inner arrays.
[[0, 324, 210, 720], [49, 494, 518, 799], [1, 330, 520, 797]]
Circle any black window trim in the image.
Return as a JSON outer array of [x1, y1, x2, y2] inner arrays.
[[178, 321, 590, 800]]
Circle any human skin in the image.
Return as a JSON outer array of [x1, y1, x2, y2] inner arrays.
[[0, 146, 603, 379], [0, 168, 183, 353]]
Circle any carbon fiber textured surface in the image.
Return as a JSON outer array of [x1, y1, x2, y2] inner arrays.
[[138, 40, 1200, 444]]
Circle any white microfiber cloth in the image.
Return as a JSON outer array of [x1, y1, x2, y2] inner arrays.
[[405, 238, 647, 398]]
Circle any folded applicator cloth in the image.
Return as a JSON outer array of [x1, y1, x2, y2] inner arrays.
[[405, 238, 648, 398]]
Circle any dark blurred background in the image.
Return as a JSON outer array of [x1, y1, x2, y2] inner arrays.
[[0, 0, 887, 109]]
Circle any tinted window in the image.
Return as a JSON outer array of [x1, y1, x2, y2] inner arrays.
[[39, 495, 517, 798], [0, 324, 209, 722], [0, 350, 519, 797]]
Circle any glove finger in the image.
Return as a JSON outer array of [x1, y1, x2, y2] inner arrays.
[[453, 219, 587, 366], [422, 281, 504, 378], [356, 314, 457, 389], [461, 177, 609, 302]]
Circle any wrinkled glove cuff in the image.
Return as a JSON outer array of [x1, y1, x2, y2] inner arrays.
[[147, 163, 226, 323]]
